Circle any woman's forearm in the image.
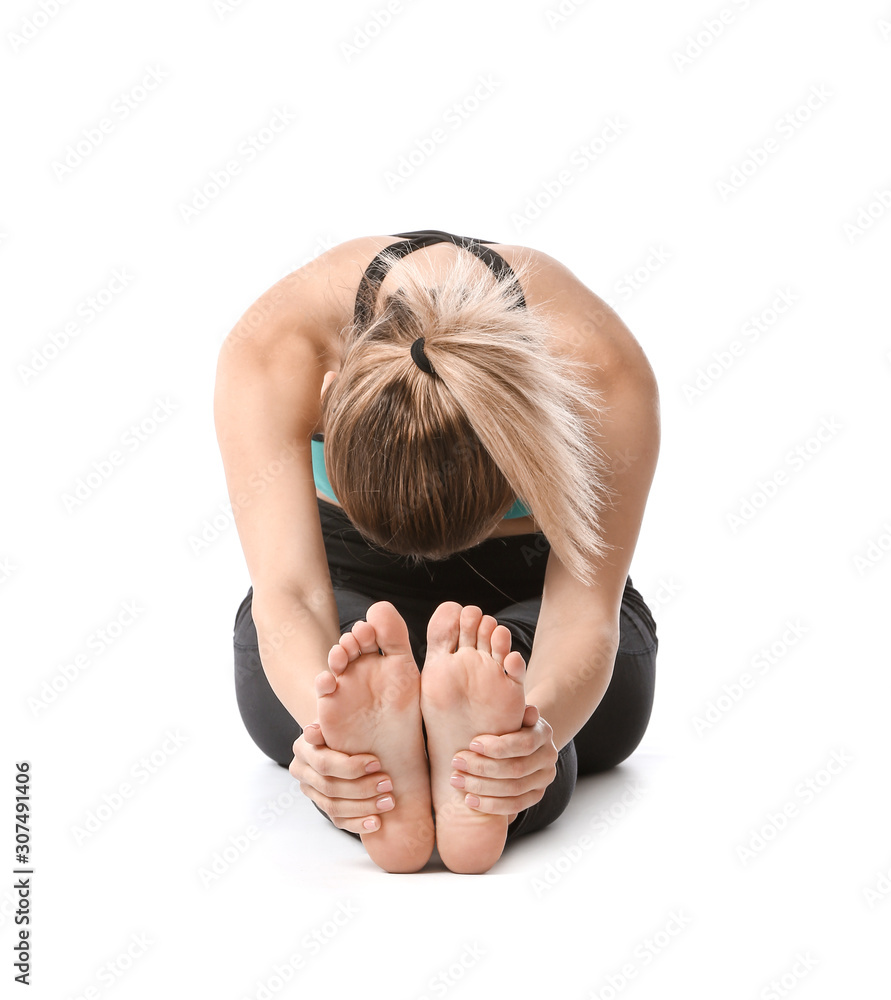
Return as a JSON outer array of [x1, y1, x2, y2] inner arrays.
[[524, 619, 619, 752], [251, 587, 342, 730]]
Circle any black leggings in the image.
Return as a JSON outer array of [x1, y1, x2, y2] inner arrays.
[[233, 499, 658, 843]]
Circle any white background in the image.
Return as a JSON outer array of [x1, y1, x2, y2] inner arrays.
[[3, 0, 890, 996]]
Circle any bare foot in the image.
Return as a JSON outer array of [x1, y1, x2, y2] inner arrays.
[[420, 603, 526, 874], [316, 602, 434, 873]]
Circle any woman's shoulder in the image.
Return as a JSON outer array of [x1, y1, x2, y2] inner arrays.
[[273, 235, 652, 384]]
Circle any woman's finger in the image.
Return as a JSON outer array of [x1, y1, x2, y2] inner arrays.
[[450, 742, 556, 779], [292, 738, 382, 780], [462, 786, 548, 816], [465, 720, 551, 760], [450, 765, 555, 800], [301, 723, 326, 747], [298, 782, 397, 820], [290, 761, 395, 801]]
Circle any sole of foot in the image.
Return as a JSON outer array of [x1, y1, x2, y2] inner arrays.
[[316, 602, 434, 873], [420, 603, 526, 874]]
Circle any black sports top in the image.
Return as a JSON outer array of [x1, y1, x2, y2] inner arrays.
[[352, 228, 526, 330]]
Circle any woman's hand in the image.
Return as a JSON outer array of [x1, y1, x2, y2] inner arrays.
[[449, 705, 559, 817], [289, 722, 397, 835]]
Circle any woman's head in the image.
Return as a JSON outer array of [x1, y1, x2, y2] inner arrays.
[[320, 247, 612, 582]]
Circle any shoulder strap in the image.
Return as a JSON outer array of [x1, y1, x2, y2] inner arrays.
[[353, 229, 526, 330]]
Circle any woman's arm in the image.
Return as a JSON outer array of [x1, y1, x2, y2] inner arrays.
[[216, 253, 409, 835], [525, 353, 660, 750], [450, 275, 660, 814], [214, 272, 343, 728]]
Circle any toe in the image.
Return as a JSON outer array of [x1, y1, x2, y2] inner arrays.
[[503, 649, 526, 683], [315, 670, 337, 697], [339, 633, 362, 661], [328, 643, 349, 675], [490, 624, 513, 666], [351, 619, 381, 655], [365, 601, 415, 658], [458, 606, 483, 648], [426, 601, 462, 655], [476, 615, 497, 654]]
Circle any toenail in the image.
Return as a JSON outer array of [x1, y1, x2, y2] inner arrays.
[[451, 757, 466, 770], [376, 779, 393, 793], [465, 795, 481, 808], [376, 796, 394, 810], [450, 774, 466, 788]]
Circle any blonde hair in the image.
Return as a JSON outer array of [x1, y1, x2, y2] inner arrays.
[[321, 246, 613, 584]]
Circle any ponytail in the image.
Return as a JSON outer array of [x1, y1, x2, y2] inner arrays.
[[321, 246, 612, 583]]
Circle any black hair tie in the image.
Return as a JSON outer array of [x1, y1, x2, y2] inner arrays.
[[410, 337, 436, 376]]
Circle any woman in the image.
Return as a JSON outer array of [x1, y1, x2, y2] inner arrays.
[[216, 229, 660, 875]]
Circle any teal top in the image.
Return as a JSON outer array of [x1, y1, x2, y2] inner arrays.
[[311, 437, 530, 519]]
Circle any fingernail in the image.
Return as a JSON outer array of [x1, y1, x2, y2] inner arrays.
[[376, 795, 394, 811], [376, 779, 393, 793], [363, 818, 379, 831], [451, 757, 466, 770], [469, 741, 484, 751], [450, 774, 466, 788], [465, 794, 480, 808], [365, 761, 381, 774]]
